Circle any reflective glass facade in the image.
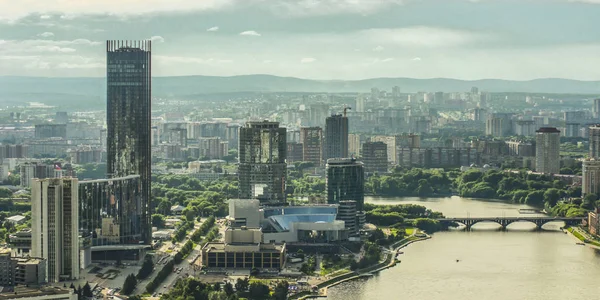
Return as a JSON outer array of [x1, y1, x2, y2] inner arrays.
[[106, 40, 151, 243], [79, 175, 142, 246]]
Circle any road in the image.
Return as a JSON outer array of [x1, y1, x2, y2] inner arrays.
[[152, 219, 218, 296]]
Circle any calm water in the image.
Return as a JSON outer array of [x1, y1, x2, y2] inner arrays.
[[327, 196, 600, 300]]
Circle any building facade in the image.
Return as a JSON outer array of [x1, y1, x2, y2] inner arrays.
[[326, 158, 365, 210], [324, 114, 349, 160], [286, 142, 303, 163], [106, 40, 152, 243], [582, 159, 600, 198], [31, 178, 79, 282], [361, 141, 388, 173], [535, 127, 561, 174], [34, 124, 67, 139], [0, 249, 14, 288], [589, 125, 600, 159], [300, 127, 323, 165], [79, 175, 142, 246], [238, 121, 287, 204]]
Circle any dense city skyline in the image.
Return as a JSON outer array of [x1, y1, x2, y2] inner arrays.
[[2, 0, 600, 80]]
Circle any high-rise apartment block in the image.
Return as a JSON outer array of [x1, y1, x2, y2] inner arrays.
[[594, 99, 600, 119], [583, 159, 600, 199], [589, 125, 600, 159], [535, 127, 560, 174], [20, 162, 59, 188], [35, 124, 67, 139], [325, 114, 349, 160], [326, 158, 364, 210], [348, 134, 361, 157], [31, 178, 79, 282], [515, 120, 536, 136], [238, 121, 287, 204], [362, 142, 388, 173], [106, 40, 151, 243], [300, 127, 323, 165], [286, 142, 304, 163]]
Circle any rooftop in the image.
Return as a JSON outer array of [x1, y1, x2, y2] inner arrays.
[[203, 242, 284, 253], [0, 287, 73, 300], [6, 215, 26, 222]]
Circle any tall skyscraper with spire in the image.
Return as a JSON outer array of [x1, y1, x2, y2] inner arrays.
[[106, 40, 152, 243]]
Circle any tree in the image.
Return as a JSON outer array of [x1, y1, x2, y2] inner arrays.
[[137, 255, 154, 279], [152, 214, 166, 228], [82, 282, 93, 298], [121, 274, 137, 295], [0, 187, 12, 198], [223, 282, 234, 296], [543, 188, 562, 207], [413, 218, 441, 233], [273, 281, 289, 300], [208, 291, 228, 300], [525, 191, 544, 206], [248, 282, 270, 299], [582, 193, 598, 210], [234, 278, 249, 293]]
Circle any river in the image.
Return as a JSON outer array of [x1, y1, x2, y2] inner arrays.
[[327, 196, 600, 300]]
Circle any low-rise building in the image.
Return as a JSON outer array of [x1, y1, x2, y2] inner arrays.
[[201, 227, 286, 270], [6, 215, 26, 225], [8, 230, 32, 257], [13, 257, 46, 286], [0, 287, 76, 300]]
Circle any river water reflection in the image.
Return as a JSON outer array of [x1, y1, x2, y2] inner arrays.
[[327, 196, 600, 300]]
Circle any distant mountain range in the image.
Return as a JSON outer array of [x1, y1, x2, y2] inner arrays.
[[0, 75, 598, 108]]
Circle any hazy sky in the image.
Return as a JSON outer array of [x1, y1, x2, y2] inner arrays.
[[1, 0, 599, 80]]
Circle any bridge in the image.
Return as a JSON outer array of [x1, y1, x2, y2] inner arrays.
[[436, 217, 583, 231]]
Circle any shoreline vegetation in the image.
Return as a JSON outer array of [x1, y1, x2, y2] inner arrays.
[[365, 168, 589, 218]]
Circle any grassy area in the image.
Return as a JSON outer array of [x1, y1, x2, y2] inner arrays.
[[405, 228, 415, 236], [567, 227, 600, 247]]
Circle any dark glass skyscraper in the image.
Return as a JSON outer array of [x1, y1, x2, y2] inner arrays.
[[238, 121, 287, 204], [326, 158, 364, 210], [106, 40, 151, 243], [325, 114, 349, 160]]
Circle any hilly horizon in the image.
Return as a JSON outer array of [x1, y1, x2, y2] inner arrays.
[[0, 75, 599, 109]]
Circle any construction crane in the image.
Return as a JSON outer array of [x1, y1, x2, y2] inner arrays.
[[343, 105, 352, 117]]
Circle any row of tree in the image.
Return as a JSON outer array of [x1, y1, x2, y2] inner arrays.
[[366, 168, 454, 197], [160, 277, 289, 300]]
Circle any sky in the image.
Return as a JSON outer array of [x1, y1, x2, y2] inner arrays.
[[1, 0, 600, 80]]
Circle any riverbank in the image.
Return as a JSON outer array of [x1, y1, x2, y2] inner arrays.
[[290, 231, 431, 300], [564, 226, 600, 250]]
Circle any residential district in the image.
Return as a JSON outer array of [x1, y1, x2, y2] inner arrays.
[[1, 40, 600, 300]]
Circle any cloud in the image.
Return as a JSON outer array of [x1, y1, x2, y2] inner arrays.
[[300, 57, 316, 63], [0, 0, 408, 21], [270, 0, 406, 16], [263, 60, 273, 64], [239, 30, 261, 37], [38, 32, 54, 38], [0, 0, 236, 20], [0, 39, 101, 55], [155, 55, 233, 64], [34, 45, 76, 53], [207, 26, 219, 32], [360, 27, 486, 48], [412, 57, 422, 61], [372, 45, 384, 52], [150, 36, 165, 43], [56, 62, 104, 69]]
